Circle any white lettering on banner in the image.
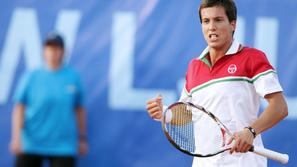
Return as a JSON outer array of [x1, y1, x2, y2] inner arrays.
[[0, 8, 81, 104], [255, 17, 297, 119], [234, 16, 245, 44], [286, 98, 297, 119], [55, 11, 82, 63], [0, 8, 42, 104], [109, 12, 176, 110], [255, 18, 278, 69]]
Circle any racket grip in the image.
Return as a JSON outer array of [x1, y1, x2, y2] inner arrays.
[[252, 146, 289, 164]]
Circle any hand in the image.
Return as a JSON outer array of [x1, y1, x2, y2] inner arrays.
[[146, 95, 163, 120], [78, 139, 88, 155], [229, 129, 254, 154], [10, 138, 22, 155]]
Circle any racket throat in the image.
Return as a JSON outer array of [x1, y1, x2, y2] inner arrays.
[[221, 128, 226, 147]]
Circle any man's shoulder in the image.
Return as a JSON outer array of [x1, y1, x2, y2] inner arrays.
[[62, 66, 79, 74], [241, 47, 266, 57], [22, 67, 44, 79], [62, 66, 82, 81]]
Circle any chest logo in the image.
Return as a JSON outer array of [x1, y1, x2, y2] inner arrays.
[[227, 64, 237, 74], [67, 85, 77, 94]]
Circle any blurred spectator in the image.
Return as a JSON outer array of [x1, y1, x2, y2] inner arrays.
[[10, 32, 88, 167]]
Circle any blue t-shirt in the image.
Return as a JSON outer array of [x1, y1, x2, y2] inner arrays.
[[14, 66, 84, 156]]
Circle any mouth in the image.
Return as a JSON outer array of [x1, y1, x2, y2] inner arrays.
[[209, 34, 218, 40]]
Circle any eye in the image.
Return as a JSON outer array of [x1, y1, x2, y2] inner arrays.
[[215, 17, 223, 22], [202, 19, 209, 24]]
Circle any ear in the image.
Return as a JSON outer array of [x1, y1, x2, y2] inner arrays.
[[230, 20, 236, 32]]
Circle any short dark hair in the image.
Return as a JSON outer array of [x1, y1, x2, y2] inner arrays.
[[44, 32, 64, 48], [198, 0, 237, 23]]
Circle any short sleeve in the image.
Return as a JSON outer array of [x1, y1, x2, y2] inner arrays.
[[180, 60, 193, 103], [253, 72, 283, 98], [74, 75, 85, 108], [13, 72, 31, 105], [250, 50, 283, 97], [179, 86, 192, 102]]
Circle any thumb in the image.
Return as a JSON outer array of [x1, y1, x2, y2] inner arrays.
[[156, 94, 162, 103], [156, 94, 162, 99], [227, 134, 236, 145]]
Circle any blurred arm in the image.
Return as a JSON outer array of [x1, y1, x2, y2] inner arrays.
[[76, 107, 87, 139], [76, 107, 88, 155], [10, 104, 25, 154]]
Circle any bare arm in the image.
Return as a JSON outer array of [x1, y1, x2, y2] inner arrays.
[[251, 92, 288, 135], [75, 107, 88, 155], [10, 104, 25, 154], [231, 92, 288, 153]]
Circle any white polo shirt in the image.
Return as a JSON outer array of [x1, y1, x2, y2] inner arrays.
[[179, 41, 283, 167]]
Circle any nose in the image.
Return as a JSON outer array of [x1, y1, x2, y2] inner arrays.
[[209, 20, 216, 31]]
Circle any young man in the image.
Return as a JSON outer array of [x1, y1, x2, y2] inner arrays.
[[10, 32, 88, 167], [146, 0, 288, 166]]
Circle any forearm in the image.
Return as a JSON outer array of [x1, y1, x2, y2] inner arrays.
[[76, 107, 87, 139], [231, 93, 288, 153], [251, 92, 288, 135], [11, 104, 25, 141]]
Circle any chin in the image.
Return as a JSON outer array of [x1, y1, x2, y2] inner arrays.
[[208, 42, 222, 49]]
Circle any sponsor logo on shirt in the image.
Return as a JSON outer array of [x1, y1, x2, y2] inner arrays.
[[67, 85, 77, 94], [227, 64, 237, 74]]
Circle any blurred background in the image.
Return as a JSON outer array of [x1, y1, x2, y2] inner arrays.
[[0, 0, 296, 166]]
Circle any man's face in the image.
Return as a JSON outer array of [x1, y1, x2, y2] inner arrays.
[[200, 6, 236, 50], [44, 45, 64, 68]]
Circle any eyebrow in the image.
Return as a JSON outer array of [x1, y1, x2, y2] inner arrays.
[[202, 16, 225, 20]]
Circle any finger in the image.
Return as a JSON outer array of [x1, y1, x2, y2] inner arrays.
[[151, 111, 162, 119], [16, 149, 23, 155], [146, 98, 157, 105], [234, 139, 242, 153], [12, 147, 22, 155], [148, 106, 162, 115], [227, 136, 235, 145], [147, 94, 162, 104], [147, 102, 163, 114], [238, 140, 251, 153], [235, 139, 244, 152], [156, 95, 163, 107], [229, 145, 236, 154], [156, 94, 162, 100], [146, 102, 158, 110], [229, 139, 239, 154], [241, 143, 252, 153], [9, 144, 18, 155], [237, 143, 245, 153]]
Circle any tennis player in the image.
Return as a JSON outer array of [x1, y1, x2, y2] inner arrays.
[[146, 0, 288, 166], [10, 32, 88, 167]]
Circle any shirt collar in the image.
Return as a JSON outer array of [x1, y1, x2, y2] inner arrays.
[[198, 40, 242, 59]]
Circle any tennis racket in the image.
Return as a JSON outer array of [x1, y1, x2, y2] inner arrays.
[[161, 102, 289, 164]]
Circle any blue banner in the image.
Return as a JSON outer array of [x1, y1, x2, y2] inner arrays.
[[0, 0, 296, 166]]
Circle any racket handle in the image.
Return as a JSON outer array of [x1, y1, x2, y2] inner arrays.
[[252, 146, 289, 164]]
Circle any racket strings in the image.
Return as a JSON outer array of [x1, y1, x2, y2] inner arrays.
[[165, 103, 230, 156], [167, 104, 195, 153], [194, 112, 228, 155]]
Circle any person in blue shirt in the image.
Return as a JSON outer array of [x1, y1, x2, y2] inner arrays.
[[10, 32, 88, 167]]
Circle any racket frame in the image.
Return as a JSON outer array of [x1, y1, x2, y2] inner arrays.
[[162, 102, 232, 157]]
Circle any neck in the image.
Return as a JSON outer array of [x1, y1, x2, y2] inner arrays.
[[208, 49, 225, 66], [209, 40, 233, 66], [46, 63, 61, 71]]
